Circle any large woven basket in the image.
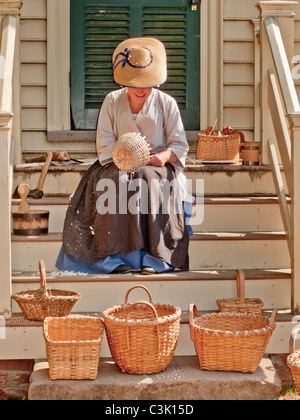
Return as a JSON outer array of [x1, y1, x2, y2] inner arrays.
[[217, 269, 264, 315], [102, 285, 181, 375], [44, 316, 104, 380], [12, 261, 81, 321], [287, 326, 300, 393], [196, 129, 244, 162], [112, 132, 151, 173], [189, 305, 277, 373]]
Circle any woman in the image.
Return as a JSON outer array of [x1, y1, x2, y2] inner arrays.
[[56, 37, 192, 275]]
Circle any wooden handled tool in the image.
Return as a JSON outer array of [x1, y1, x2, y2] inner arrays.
[[17, 184, 30, 213], [13, 152, 53, 199]]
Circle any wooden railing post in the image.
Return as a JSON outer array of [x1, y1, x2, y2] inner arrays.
[[0, 0, 22, 318], [287, 114, 300, 314], [257, 1, 298, 163]]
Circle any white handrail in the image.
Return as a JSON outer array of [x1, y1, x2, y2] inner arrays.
[[264, 16, 300, 115], [0, 15, 17, 113]]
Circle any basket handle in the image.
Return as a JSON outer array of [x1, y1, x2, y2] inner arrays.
[[125, 285, 153, 305], [189, 304, 199, 324], [236, 269, 245, 304], [289, 326, 300, 354], [269, 309, 278, 328], [125, 301, 161, 353], [39, 260, 48, 296]]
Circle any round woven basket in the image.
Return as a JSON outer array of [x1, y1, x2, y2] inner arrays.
[[189, 305, 277, 373], [102, 285, 181, 375], [112, 132, 151, 173]]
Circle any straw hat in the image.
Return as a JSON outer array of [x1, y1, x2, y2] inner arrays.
[[112, 37, 167, 88]]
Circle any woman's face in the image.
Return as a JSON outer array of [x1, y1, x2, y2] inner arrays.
[[127, 87, 153, 106]]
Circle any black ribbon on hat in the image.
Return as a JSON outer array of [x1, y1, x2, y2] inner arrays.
[[113, 47, 153, 71]]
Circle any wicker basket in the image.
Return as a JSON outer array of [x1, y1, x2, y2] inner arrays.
[[112, 132, 151, 173], [12, 260, 81, 321], [287, 326, 300, 393], [196, 130, 244, 162], [44, 316, 104, 380], [102, 285, 181, 375], [217, 269, 264, 315], [189, 304, 277, 373]]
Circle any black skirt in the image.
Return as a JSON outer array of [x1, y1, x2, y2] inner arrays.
[[62, 160, 190, 271]]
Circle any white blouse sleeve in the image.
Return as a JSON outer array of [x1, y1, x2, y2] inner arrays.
[[163, 95, 189, 168], [96, 94, 116, 166]]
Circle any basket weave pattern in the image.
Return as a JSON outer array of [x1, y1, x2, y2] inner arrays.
[[287, 327, 300, 393], [189, 305, 277, 373], [112, 132, 151, 173], [197, 132, 240, 161], [103, 286, 181, 375], [217, 270, 264, 315], [44, 316, 104, 380], [12, 261, 80, 321]]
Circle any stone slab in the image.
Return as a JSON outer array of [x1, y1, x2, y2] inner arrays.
[[28, 356, 282, 401]]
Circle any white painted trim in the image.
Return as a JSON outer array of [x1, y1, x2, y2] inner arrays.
[[200, 0, 223, 130], [47, 0, 70, 131]]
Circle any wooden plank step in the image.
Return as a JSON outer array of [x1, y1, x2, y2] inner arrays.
[[11, 268, 291, 284], [13, 163, 284, 196], [11, 269, 291, 314], [12, 195, 289, 233], [11, 231, 290, 271], [1, 310, 295, 359]]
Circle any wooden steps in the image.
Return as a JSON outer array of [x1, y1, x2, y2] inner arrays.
[[8, 164, 293, 359]]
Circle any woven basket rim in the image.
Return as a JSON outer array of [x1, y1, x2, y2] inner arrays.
[[43, 316, 104, 344], [12, 289, 81, 302], [190, 312, 275, 337], [103, 303, 181, 326], [287, 351, 300, 367], [217, 298, 264, 307], [198, 132, 240, 140]]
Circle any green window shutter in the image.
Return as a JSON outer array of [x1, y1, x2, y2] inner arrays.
[[142, 0, 200, 130], [70, 0, 200, 130], [71, 0, 131, 129]]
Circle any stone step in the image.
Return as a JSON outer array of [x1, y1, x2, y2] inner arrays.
[[11, 231, 290, 272], [11, 269, 291, 313], [28, 356, 282, 400], [11, 196, 289, 233]]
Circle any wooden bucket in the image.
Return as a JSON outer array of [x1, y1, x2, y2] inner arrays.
[[12, 210, 49, 236], [241, 142, 260, 166]]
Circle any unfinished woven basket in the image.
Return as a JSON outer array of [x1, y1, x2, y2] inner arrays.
[[102, 285, 181, 375], [196, 131, 243, 162], [44, 316, 104, 380], [189, 304, 277, 373], [287, 326, 300, 393], [112, 132, 151, 173], [12, 260, 81, 321], [217, 269, 264, 315]]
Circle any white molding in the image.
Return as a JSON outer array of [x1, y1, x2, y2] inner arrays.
[[47, 0, 70, 131], [200, 0, 223, 130]]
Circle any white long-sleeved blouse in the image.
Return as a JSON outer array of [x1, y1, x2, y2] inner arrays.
[[96, 87, 192, 202], [96, 88, 188, 165]]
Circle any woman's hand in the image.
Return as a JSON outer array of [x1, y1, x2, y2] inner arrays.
[[147, 150, 177, 167]]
